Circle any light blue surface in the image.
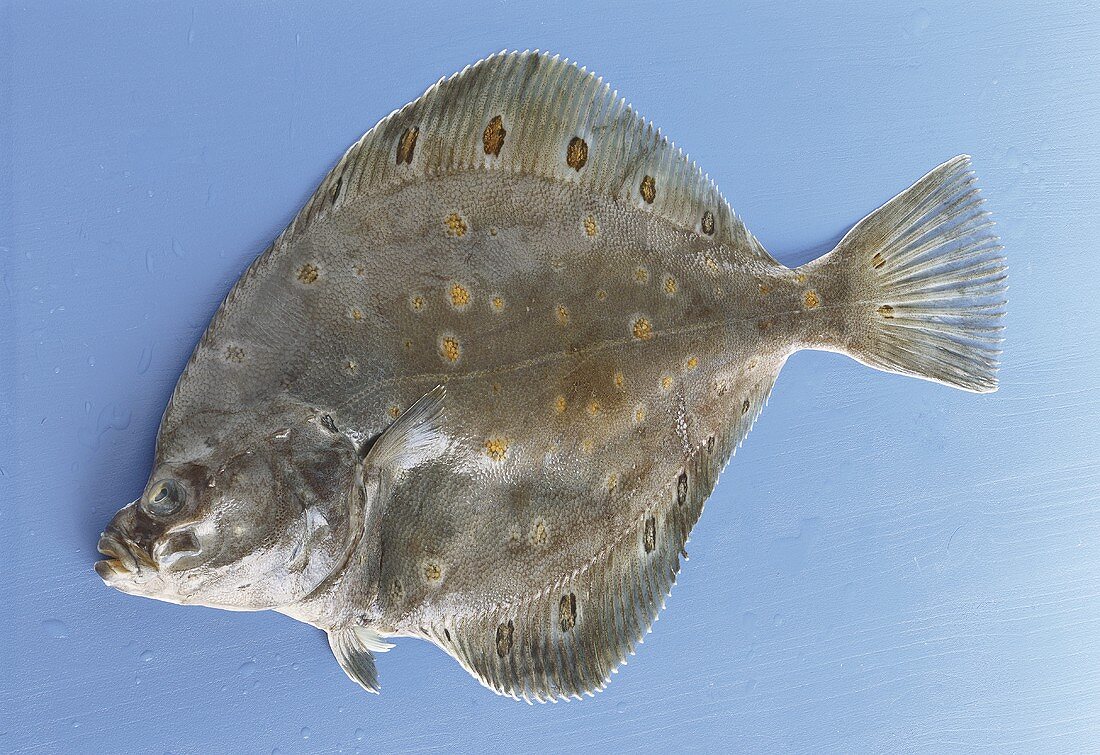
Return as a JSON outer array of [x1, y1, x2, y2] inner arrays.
[[3, 2, 1099, 752]]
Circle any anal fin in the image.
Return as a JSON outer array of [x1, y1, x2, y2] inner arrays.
[[420, 363, 783, 702]]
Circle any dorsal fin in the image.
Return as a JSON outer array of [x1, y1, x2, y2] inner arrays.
[[284, 50, 773, 262]]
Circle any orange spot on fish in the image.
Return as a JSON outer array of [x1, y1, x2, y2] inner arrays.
[[444, 213, 468, 237], [484, 438, 508, 461], [450, 283, 470, 308], [440, 336, 461, 363]]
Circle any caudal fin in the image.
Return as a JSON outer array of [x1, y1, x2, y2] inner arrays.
[[802, 155, 1006, 393]]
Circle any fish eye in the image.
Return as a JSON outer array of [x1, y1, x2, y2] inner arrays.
[[144, 479, 186, 517]]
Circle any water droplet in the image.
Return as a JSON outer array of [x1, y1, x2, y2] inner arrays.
[[300, 727, 311, 740], [43, 619, 68, 639], [615, 701, 627, 714], [238, 660, 257, 675], [140, 650, 153, 663], [909, 7, 931, 36], [137, 345, 154, 374], [354, 728, 364, 741], [78, 402, 133, 450]]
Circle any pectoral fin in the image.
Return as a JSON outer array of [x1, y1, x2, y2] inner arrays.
[[328, 625, 394, 694], [364, 384, 447, 473], [331, 388, 444, 694]]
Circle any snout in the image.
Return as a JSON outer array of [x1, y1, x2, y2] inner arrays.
[[95, 530, 135, 575], [94, 500, 157, 586], [95, 528, 156, 582]]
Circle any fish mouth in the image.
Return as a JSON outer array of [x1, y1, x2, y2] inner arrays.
[[95, 530, 155, 582]]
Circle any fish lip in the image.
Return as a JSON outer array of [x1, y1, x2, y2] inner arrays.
[[95, 530, 156, 580], [97, 531, 136, 571], [94, 556, 131, 582]]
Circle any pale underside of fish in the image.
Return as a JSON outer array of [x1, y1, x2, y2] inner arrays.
[[95, 50, 1006, 702]]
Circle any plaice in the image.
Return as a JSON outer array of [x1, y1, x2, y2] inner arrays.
[[97, 50, 1005, 702]]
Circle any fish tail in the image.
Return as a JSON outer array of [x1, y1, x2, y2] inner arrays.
[[796, 155, 1006, 393]]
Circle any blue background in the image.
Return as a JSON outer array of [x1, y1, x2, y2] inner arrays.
[[3, 1, 1098, 752]]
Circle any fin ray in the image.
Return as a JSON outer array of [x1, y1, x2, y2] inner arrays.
[[421, 367, 782, 702], [363, 385, 446, 472], [282, 50, 774, 263], [801, 155, 1005, 393], [328, 625, 392, 694]]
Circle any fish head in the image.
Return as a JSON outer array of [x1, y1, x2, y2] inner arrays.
[[96, 412, 362, 611]]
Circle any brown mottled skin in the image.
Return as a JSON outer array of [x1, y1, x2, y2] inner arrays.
[[168, 173, 819, 626], [313, 174, 822, 631], [95, 52, 1003, 700], [97, 168, 822, 617]]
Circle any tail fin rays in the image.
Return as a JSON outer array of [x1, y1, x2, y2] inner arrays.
[[803, 155, 1006, 393]]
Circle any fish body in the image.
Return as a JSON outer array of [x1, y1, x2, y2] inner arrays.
[[96, 51, 1006, 701]]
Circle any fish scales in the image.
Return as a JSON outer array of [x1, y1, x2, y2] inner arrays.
[[97, 51, 1007, 702]]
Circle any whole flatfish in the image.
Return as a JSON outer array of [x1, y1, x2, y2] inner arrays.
[[96, 50, 1006, 702]]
